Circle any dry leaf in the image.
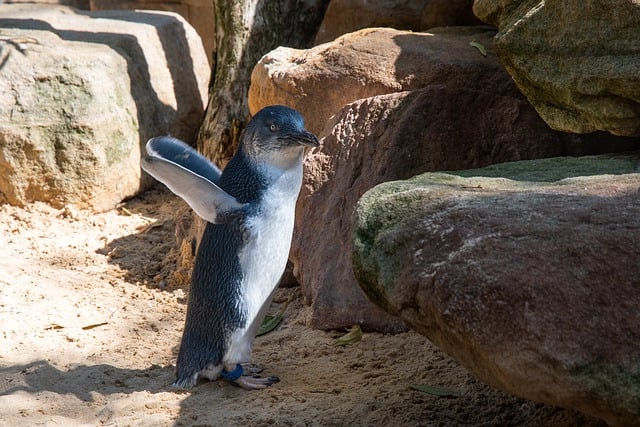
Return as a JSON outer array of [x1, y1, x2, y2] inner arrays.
[[81, 322, 109, 330], [334, 325, 363, 346]]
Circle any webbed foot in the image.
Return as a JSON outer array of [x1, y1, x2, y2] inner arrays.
[[235, 374, 280, 390], [221, 363, 279, 390], [242, 363, 264, 375]]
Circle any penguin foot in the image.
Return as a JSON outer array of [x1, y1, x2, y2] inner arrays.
[[222, 363, 279, 390], [234, 374, 280, 390], [242, 363, 264, 375]]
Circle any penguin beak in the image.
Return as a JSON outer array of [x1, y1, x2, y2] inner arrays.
[[282, 130, 320, 148]]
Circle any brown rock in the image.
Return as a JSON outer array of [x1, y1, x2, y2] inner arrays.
[[249, 26, 507, 136], [293, 85, 636, 332], [352, 155, 640, 426], [314, 0, 480, 45]]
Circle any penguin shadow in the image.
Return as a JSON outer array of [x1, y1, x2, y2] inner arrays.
[[0, 360, 176, 401]]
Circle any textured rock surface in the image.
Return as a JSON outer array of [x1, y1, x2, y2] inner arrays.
[[314, 0, 480, 45], [5, 0, 214, 61], [352, 154, 640, 425], [473, 0, 640, 136], [89, 0, 215, 64], [6, 0, 90, 7], [249, 26, 505, 135], [292, 85, 637, 332], [0, 5, 209, 210]]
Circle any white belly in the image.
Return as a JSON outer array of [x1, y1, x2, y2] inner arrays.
[[223, 165, 302, 364]]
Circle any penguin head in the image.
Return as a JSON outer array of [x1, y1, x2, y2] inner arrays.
[[240, 105, 319, 170]]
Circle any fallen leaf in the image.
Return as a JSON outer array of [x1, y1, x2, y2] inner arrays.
[[334, 325, 363, 346], [81, 322, 109, 330], [409, 384, 461, 398], [256, 300, 289, 336], [256, 314, 282, 336], [120, 207, 135, 216], [469, 41, 487, 57]]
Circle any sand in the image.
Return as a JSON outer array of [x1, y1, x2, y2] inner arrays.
[[0, 187, 606, 426]]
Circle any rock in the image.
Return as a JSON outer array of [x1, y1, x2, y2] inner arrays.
[[472, 0, 640, 137], [89, 0, 215, 65], [314, 0, 480, 45], [352, 154, 640, 426], [5, 0, 215, 61], [292, 84, 637, 332], [253, 24, 638, 331], [5, 0, 90, 9], [471, 0, 514, 27], [249, 26, 508, 136], [0, 4, 209, 210]]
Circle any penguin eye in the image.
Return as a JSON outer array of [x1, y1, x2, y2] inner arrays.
[[268, 123, 278, 132]]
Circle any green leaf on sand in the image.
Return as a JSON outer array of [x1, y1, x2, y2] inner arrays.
[[409, 384, 461, 398], [334, 325, 363, 346], [256, 300, 289, 336]]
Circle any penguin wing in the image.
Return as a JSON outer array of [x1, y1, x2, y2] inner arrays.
[[145, 136, 222, 184], [141, 137, 245, 224]]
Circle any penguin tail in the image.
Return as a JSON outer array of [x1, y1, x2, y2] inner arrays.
[[172, 374, 198, 389]]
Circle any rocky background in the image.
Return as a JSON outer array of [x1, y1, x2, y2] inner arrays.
[[1, 0, 639, 425]]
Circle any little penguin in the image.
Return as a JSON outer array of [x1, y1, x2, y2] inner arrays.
[[140, 105, 319, 390]]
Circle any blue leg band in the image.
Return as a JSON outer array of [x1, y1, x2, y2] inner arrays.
[[220, 364, 243, 382]]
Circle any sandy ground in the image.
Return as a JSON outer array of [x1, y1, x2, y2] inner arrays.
[[0, 187, 606, 426]]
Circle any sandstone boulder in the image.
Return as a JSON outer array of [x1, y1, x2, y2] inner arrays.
[[314, 0, 480, 45], [352, 154, 640, 425], [89, 0, 215, 64], [5, 0, 90, 8], [473, 0, 640, 137], [249, 26, 507, 136], [0, 5, 209, 210], [293, 84, 637, 332]]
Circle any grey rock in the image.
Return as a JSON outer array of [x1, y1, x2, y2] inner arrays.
[[0, 4, 209, 210], [473, 0, 640, 136], [89, 0, 215, 65]]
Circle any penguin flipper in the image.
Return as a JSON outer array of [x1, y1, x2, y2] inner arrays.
[[145, 136, 222, 184], [141, 139, 245, 224]]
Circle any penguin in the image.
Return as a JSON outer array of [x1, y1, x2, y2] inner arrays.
[[141, 105, 319, 390]]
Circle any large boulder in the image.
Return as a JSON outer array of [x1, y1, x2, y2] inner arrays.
[[473, 0, 640, 137], [314, 0, 480, 45], [89, 0, 215, 64], [293, 84, 636, 332], [5, 0, 89, 8], [249, 27, 640, 331], [0, 5, 209, 210], [249, 26, 508, 136], [352, 154, 640, 425], [251, 25, 638, 331]]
